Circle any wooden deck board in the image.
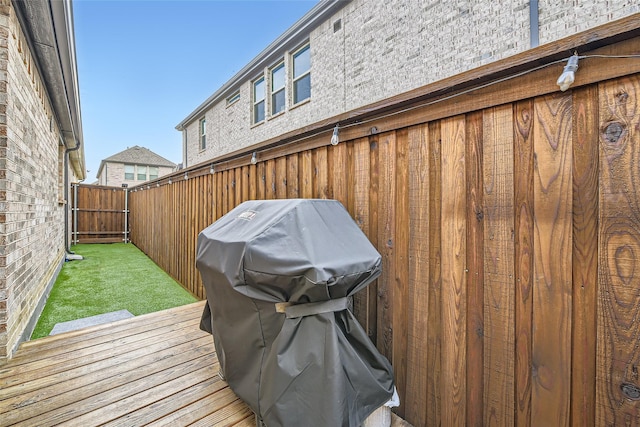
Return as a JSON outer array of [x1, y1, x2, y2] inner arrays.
[[0, 302, 254, 427]]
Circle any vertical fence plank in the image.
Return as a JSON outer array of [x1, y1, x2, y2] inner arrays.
[[465, 110, 484, 427], [235, 167, 243, 205], [352, 138, 373, 335], [596, 76, 640, 425], [287, 154, 299, 199], [329, 142, 348, 207], [571, 85, 599, 427], [314, 147, 329, 199], [369, 137, 380, 346], [266, 159, 276, 200], [248, 164, 257, 201], [440, 115, 467, 426], [257, 162, 266, 200], [514, 99, 534, 427], [276, 157, 287, 199], [405, 123, 430, 427], [394, 129, 409, 417], [483, 105, 515, 426], [427, 121, 442, 426], [377, 132, 396, 363], [241, 166, 249, 203], [300, 151, 313, 199], [531, 92, 573, 426]]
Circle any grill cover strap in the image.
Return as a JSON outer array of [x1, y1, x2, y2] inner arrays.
[[282, 297, 349, 319]]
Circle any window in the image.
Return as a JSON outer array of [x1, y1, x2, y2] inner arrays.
[[292, 44, 310, 104], [137, 165, 147, 181], [270, 62, 285, 115], [253, 77, 265, 124], [124, 164, 135, 180], [149, 166, 159, 180], [199, 118, 206, 150], [226, 91, 240, 106]]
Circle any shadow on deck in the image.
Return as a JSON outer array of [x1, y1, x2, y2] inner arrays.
[[0, 301, 254, 426]]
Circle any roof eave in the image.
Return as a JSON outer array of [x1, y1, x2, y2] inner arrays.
[[13, 0, 86, 180]]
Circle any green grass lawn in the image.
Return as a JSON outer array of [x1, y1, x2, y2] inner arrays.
[[31, 243, 198, 339]]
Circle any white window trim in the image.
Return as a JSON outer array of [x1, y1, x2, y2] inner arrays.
[[199, 117, 206, 151], [252, 76, 266, 125], [226, 90, 240, 107], [291, 43, 311, 106], [270, 61, 286, 116]]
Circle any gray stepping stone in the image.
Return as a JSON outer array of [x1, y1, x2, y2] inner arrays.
[[50, 310, 134, 335]]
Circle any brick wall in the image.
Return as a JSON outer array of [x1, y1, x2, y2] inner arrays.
[[0, 3, 69, 363], [183, 0, 639, 166]]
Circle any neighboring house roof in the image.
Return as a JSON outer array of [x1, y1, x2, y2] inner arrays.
[[175, 0, 349, 131], [96, 146, 176, 178], [13, 0, 86, 180]]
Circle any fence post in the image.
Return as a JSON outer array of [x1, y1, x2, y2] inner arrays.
[[124, 187, 129, 243]]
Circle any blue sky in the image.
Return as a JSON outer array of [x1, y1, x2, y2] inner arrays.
[[73, 0, 319, 181]]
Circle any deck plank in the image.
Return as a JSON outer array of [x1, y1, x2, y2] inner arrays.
[[0, 301, 256, 427]]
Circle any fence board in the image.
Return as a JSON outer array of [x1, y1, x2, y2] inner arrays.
[[596, 75, 640, 425], [440, 115, 467, 426], [465, 110, 484, 427], [514, 99, 534, 427], [571, 85, 599, 427], [352, 138, 374, 336], [426, 121, 442, 426], [376, 133, 395, 363], [531, 93, 573, 426], [406, 123, 430, 427], [393, 128, 409, 418], [482, 105, 515, 426]]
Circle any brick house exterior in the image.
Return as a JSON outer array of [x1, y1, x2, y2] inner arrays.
[[96, 146, 176, 187], [177, 0, 639, 167], [0, 0, 85, 363]]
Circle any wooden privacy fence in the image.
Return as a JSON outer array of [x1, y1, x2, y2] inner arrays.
[[71, 184, 129, 244], [129, 27, 640, 427]]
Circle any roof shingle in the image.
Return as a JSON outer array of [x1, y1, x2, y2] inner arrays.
[[103, 146, 176, 167]]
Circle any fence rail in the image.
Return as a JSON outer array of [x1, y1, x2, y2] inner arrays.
[[128, 28, 640, 427]]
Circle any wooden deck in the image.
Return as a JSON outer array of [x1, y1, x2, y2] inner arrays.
[[0, 301, 255, 426]]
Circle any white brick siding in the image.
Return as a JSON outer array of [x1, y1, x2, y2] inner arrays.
[[182, 0, 639, 167]]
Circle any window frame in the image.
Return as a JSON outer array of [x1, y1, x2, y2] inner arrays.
[[226, 91, 240, 107], [137, 165, 147, 181], [124, 164, 135, 181], [270, 61, 286, 116], [199, 117, 206, 151], [252, 76, 266, 125], [148, 166, 159, 180], [292, 43, 311, 105]]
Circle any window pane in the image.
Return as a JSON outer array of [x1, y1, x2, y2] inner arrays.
[[293, 45, 310, 79], [254, 78, 265, 102], [124, 165, 134, 180], [199, 118, 206, 150], [254, 100, 265, 123], [149, 166, 158, 180], [293, 74, 311, 104], [272, 89, 285, 114], [227, 91, 240, 106], [271, 63, 285, 91], [137, 165, 147, 181]]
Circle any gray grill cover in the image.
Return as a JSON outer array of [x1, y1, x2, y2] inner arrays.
[[196, 199, 394, 426]]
